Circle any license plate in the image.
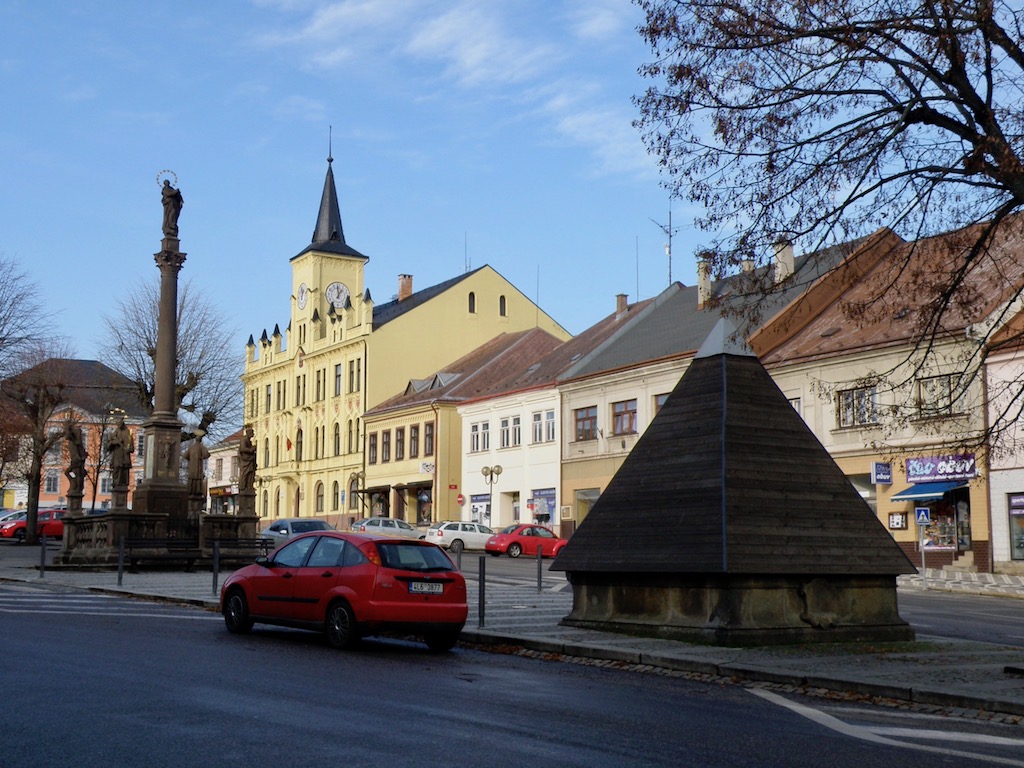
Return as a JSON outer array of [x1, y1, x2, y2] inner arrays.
[[409, 581, 443, 594]]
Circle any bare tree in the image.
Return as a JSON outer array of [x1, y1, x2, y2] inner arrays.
[[0, 253, 44, 379], [0, 343, 76, 545], [99, 278, 242, 442], [635, 0, 1024, 446]]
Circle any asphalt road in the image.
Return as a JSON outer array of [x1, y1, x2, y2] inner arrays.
[[4, 583, 1023, 768]]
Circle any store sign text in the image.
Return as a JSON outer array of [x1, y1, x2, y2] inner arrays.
[[906, 454, 976, 483]]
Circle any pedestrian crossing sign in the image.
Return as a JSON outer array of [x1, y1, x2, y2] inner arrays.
[[915, 507, 931, 525]]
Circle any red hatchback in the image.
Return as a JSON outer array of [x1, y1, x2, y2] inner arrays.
[[485, 523, 567, 559], [220, 531, 467, 651], [0, 508, 65, 542]]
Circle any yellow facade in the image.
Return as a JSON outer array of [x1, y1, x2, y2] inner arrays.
[[241, 163, 568, 528]]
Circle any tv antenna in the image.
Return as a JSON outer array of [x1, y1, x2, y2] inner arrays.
[[650, 204, 682, 286]]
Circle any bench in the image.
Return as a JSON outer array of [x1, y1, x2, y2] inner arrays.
[[209, 537, 275, 560], [120, 537, 202, 572]]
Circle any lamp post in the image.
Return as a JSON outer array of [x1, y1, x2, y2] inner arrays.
[[481, 465, 502, 526]]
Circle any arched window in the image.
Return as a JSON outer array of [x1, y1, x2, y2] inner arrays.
[[349, 477, 359, 509], [262, 490, 269, 517], [332, 481, 340, 510], [263, 439, 270, 468], [333, 423, 341, 456], [296, 429, 304, 461], [274, 488, 281, 517], [315, 481, 324, 513], [499, 294, 507, 316], [347, 420, 353, 453], [468, 291, 476, 313]]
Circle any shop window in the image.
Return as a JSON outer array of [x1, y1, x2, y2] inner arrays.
[[1010, 494, 1024, 560]]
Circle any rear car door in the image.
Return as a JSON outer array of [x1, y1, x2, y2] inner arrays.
[[289, 536, 347, 623]]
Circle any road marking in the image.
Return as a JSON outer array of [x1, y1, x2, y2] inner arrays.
[[750, 689, 1024, 766]]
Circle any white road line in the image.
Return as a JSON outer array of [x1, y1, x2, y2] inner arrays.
[[0, 606, 220, 620], [750, 689, 1024, 767]]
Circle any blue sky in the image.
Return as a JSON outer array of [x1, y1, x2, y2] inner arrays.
[[0, 0, 703, 361]]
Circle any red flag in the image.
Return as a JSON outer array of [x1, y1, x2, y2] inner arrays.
[[286, 438, 292, 450]]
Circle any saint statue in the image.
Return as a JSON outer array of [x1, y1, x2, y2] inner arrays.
[[64, 423, 87, 496], [161, 179, 184, 238], [238, 425, 257, 493]]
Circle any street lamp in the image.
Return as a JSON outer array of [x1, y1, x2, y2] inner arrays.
[[481, 465, 502, 525]]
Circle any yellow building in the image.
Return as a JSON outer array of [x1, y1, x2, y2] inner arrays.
[[242, 158, 569, 527]]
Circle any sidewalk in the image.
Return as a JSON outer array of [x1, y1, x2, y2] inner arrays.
[[4, 542, 1024, 721]]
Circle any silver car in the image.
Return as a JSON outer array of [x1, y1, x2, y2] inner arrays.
[[259, 518, 333, 545], [424, 521, 495, 554], [355, 517, 423, 540]]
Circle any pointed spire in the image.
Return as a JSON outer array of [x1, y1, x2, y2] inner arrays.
[[292, 145, 369, 262], [312, 151, 345, 246]]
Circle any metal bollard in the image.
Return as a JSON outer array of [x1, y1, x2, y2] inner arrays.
[[212, 541, 220, 597], [456, 547, 462, 571], [478, 554, 486, 628], [38, 534, 46, 578], [537, 545, 543, 593], [117, 536, 125, 586]]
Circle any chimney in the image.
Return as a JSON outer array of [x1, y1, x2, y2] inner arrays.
[[616, 293, 629, 317], [398, 274, 413, 301], [773, 240, 794, 283], [697, 257, 711, 308]]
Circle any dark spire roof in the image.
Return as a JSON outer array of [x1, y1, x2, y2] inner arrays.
[[552, 318, 915, 576], [293, 155, 368, 261]]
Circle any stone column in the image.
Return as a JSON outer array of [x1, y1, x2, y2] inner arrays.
[[131, 234, 188, 522]]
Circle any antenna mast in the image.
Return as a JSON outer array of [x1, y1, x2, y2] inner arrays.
[[650, 203, 682, 287]]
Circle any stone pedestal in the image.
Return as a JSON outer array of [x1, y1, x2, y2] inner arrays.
[[66, 490, 84, 517]]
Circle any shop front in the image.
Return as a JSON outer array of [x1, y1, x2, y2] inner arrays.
[[890, 453, 975, 565]]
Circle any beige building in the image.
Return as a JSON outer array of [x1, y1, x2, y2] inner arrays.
[[242, 158, 568, 527]]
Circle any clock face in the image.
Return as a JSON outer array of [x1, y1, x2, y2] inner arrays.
[[297, 283, 308, 309], [325, 281, 350, 309]]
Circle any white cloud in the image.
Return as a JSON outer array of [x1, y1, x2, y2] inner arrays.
[[405, 2, 562, 88], [566, 0, 634, 43]]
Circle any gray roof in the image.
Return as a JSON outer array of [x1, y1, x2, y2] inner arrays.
[[3, 359, 148, 420], [563, 239, 863, 382], [552, 320, 915, 576]]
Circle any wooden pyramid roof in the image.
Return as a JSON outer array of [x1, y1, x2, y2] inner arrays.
[[552, 318, 915, 576]]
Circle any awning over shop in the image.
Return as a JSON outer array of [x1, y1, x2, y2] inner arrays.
[[890, 481, 967, 502]]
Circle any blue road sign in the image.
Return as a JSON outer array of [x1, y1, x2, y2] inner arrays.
[[915, 507, 931, 525]]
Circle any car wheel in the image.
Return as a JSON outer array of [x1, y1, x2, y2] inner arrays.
[[325, 600, 358, 649], [424, 629, 461, 652], [14, 530, 25, 544], [222, 588, 254, 634], [450, 539, 464, 555], [507, 542, 522, 558]]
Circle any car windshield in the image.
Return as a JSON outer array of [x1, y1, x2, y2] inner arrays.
[[376, 542, 454, 572], [500, 524, 520, 534], [292, 521, 328, 533]]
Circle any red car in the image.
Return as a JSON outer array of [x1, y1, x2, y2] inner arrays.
[[0, 508, 64, 542], [220, 531, 467, 651], [485, 524, 567, 559]]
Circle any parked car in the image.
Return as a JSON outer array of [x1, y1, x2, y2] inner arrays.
[[424, 521, 495, 554], [259, 518, 333, 544], [485, 523, 567, 559], [220, 531, 467, 651], [0, 509, 26, 526], [354, 516, 423, 540], [0, 508, 65, 543]]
